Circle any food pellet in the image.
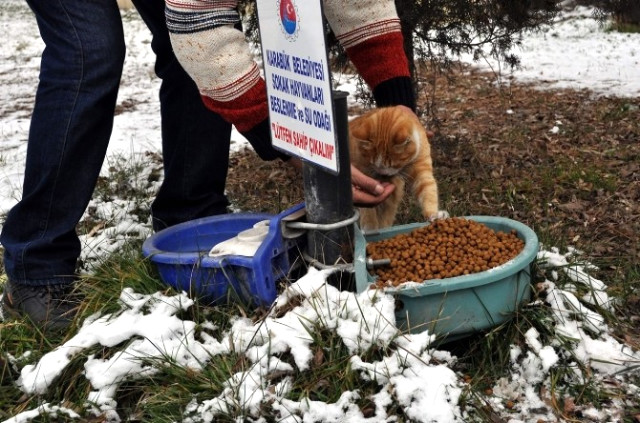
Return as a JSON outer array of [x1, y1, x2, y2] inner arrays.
[[366, 217, 524, 288]]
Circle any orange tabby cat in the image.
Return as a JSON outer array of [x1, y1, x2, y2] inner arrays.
[[349, 105, 441, 231]]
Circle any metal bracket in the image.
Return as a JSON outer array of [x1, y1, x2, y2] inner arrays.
[[284, 209, 360, 231]]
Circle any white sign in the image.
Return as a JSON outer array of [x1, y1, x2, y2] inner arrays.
[[257, 0, 338, 173]]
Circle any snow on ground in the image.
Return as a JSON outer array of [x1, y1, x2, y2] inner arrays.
[[465, 6, 640, 97], [1, 2, 640, 422]]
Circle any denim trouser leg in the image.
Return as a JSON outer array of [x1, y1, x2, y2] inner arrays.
[[1, 0, 234, 286], [133, 0, 233, 231], [0, 0, 126, 286]]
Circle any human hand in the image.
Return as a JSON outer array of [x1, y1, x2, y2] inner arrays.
[[351, 165, 395, 207], [286, 158, 394, 207]]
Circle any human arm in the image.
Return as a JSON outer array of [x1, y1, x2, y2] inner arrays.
[[350, 165, 395, 207]]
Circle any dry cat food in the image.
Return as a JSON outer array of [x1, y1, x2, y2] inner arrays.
[[366, 217, 525, 288]]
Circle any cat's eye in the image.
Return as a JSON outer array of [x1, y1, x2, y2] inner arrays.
[[394, 136, 411, 150], [359, 139, 374, 150]]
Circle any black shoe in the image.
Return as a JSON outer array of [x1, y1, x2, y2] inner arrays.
[[2, 281, 79, 332]]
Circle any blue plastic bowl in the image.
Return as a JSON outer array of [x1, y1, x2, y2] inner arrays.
[[142, 209, 301, 306], [354, 216, 539, 341]]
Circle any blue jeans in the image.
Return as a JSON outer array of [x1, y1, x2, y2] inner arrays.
[[1, 0, 232, 286]]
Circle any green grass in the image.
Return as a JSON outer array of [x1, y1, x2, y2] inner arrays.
[[1, 246, 401, 420], [2, 217, 639, 422]]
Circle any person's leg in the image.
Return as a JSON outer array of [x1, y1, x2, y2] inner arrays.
[[0, 0, 125, 329], [1, 0, 125, 286], [132, 0, 235, 231]]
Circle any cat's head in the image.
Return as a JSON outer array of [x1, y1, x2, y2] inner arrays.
[[350, 106, 426, 177]]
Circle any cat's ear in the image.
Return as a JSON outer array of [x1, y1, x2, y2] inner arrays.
[[349, 115, 372, 141], [350, 117, 375, 151], [358, 138, 375, 151]]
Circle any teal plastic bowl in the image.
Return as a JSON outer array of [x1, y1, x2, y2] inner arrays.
[[354, 216, 539, 341]]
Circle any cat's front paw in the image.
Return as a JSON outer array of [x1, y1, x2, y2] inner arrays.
[[429, 210, 450, 221]]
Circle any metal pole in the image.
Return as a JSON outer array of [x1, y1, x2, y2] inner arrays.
[[302, 91, 355, 291]]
